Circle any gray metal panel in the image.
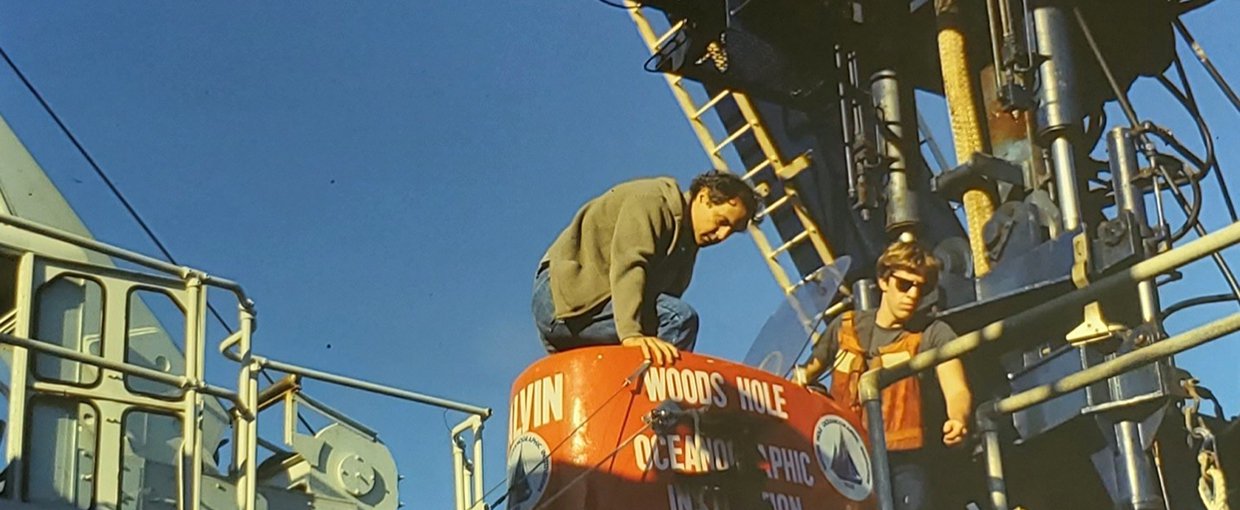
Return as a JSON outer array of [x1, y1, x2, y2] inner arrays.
[[0, 112, 230, 475]]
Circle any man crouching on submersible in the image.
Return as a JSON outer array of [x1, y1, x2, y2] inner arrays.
[[796, 241, 972, 510], [531, 171, 758, 365]]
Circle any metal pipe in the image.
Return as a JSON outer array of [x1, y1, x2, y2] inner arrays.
[[1115, 420, 1162, 509], [3, 253, 35, 501], [236, 310, 258, 510], [451, 417, 475, 510], [985, 311, 1240, 417], [1049, 138, 1081, 231], [874, 218, 1240, 388], [863, 397, 896, 510], [839, 46, 861, 202], [872, 69, 919, 230], [30, 381, 183, 412], [984, 0, 1006, 91], [983, 435, 1009, 509], [1033, 5, 1083, 231], [218, 330, 244, 356], [472, 417, 485, 506], [0, 332, 240, 404], [853, 279, 879, 311], [1108, 128, 1147, 226], [219, 331, 490, 416], [256, 356, 491, 417], [182, 281, 206, 510], [297, 391, 381, 439], [0, 212, 254, 310], [254, 374, 300, 412], [917, 112, 952, 174], [1108, 127, 1161, 321], [977, 411, 1010, 510], [963, 313, 1240, 510]]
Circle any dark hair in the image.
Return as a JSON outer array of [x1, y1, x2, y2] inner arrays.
[[689, 170, 760, 229], [875, 241, 942, 289]]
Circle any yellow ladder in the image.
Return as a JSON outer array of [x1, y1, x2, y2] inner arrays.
[[626, 6, 837, 295]]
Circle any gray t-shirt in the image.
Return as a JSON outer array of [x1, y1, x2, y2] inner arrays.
[[812, 309, 957, 368]]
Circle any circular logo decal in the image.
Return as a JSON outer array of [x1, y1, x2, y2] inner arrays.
[[506, 432, 552, 510], [813, 415, 873, 501]]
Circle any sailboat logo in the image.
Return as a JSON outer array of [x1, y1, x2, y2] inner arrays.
[[813, 415, 873, 501], [507, 432, 552, 510]]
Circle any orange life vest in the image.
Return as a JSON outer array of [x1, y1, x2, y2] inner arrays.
[[828, 311, 924, 451]]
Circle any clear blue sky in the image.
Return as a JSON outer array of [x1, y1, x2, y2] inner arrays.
[[0, 2, 1236, 508]]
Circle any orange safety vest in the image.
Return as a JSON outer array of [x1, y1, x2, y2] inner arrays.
[[828, 311, 924, 451]]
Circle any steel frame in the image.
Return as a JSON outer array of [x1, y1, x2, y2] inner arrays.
[[0, 213, 490, 510]]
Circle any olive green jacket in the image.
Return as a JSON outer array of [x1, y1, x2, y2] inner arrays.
[[543, 177, 698, 339]]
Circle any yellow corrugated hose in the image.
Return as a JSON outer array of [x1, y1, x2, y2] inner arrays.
[[937, 0, 996, 276]]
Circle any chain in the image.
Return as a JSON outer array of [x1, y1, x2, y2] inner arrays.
[[1183, 378, 1230, 510]]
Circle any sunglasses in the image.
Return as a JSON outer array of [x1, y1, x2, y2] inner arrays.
[[888, 274, 926, 293]]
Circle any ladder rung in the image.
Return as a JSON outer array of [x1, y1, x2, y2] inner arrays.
[[692, 90, 732, 120], [769, 230, 812, 258], [712, 123, 754, 155], [653, 19, 687, 50], [741, 159, 773, 181], [758, 194, 792, 219]]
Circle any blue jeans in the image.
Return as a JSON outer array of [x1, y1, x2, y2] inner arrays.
[[531, 266, 698, 353]]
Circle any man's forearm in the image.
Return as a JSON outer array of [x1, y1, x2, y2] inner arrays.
[[945, 387, 973, 423], [610, 269, 649, 339], [937, 359, 973, 422]]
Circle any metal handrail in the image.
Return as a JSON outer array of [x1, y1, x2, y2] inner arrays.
[[0, 331, 247, 415], [218, 339, 491, 417], [974, 311, 1240, 510], [0, 212, 490, 510], [0, 212, 254, 311], [858, 219, 1240, 510]]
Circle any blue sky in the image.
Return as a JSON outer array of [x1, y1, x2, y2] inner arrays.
[[0, 2, 1237, 508]]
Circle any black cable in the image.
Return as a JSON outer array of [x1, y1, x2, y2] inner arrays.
[[1174, 19, 1240, 115], [1169, 54, 1216, 173], [2, 45, 213, 295], [643, 26, 690, 73], [1158, 152, 1204, 244], [597, 0, 639, 9], [0, 42, 318, 435], [1165, 53, 1239, 223], [1161, 293, 1239, 320], [0, 45, 243, 333]]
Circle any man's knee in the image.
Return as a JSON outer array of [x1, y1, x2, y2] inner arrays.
[[655, 296, 698, 350]]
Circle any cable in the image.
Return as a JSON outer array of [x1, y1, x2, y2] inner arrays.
[[1071, 7, 1240, 303], [0, 44, 250, 336], [1163, 53, 1239, 222], [533, 422, 654, 510], [643, 25, 690, 73], [1162, 294, 1239, 320], [486, 364, 648, 508], [1160, 152, 1203, 244], [597, 0, 639, 9], [0, 42, 319, 435], [1173, 19, 1240, 115]]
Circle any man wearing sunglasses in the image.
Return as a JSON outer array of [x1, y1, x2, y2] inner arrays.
[[797, 241, 972, 510]]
